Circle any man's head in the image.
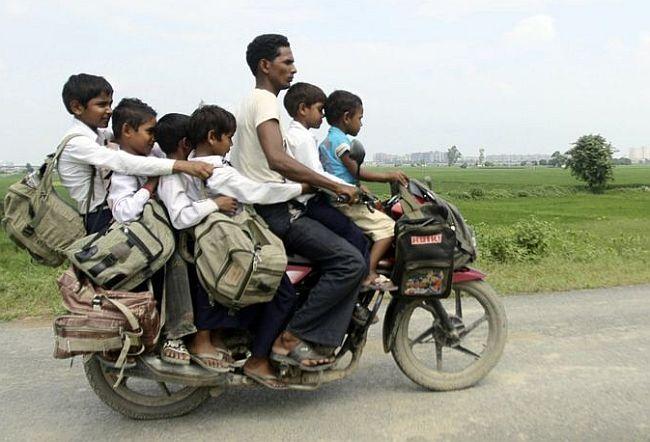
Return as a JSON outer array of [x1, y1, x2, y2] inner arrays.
[[284, 82, 327, 129], [111, 98, 157, 156], [188, 105, 237, 156], [62, 73, 113, 130], [325, 90, 364, 136], [156, 113, 191, 159], [246, 34, 296, 92]]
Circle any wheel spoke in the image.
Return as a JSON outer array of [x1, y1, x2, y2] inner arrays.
[[157, 382, 171, 397], [455, 289, 462, 318], [435, 341, 443, 370], [451, 344, 481, 359], [419, 302, 437, 316], [459, 314, 487, 338], [409, 326, 435, 349]]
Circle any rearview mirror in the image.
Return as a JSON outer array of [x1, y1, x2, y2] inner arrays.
[[349, 139, 366, 166]]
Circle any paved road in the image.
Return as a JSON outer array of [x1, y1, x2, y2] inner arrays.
[[1, 285, 649, 441]]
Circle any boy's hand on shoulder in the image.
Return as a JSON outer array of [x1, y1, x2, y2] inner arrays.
[[387, 171, 409, 186], [214, 196, 238, 216], [174, 160, 214, 180]]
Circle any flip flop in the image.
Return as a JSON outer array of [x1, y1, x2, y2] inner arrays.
[[244, 369, 288, 390], [190, 351, 232, 373], [161, 339, 191, 366], [271, 341, 334, 372]]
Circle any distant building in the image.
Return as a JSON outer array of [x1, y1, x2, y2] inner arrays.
[[629, 147, 650, 163], [372, 151, 551, 166]]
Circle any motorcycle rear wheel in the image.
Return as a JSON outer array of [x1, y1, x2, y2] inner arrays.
[[84, 356, 211, 420], [391, 280, 507, 391]]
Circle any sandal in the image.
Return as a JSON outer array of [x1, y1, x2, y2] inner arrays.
[[362, 274, 397, 292], [190, 349, 233, 373], [271, 340, 334, 372], [161, 339, 190, 366], [244, 369, 288, 390]]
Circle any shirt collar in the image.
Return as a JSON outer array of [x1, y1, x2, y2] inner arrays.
[[328, 126, 347, 138], [71, 118, 104, 142], [289, 120, 310, 134]]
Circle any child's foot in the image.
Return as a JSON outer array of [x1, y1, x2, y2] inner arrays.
[[362, 274, 397, 291], [161, 339, 190, 365], [243, 356, 287, 389], [188, 331, 233, 372]]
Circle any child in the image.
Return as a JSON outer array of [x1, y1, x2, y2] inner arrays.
[[160, 105, 305, 388], [283, 82, 369, 260], [106, 101, 195, 366], [320, 90, 409, 288], [57, 73, 213, 234]]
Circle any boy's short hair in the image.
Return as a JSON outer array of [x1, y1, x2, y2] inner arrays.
[[283, 82, 327, 118], [188, 105, 236, 147], [111, 98, 157, 139], [325, 90, 363, 125], [246, 34, 290, 76], [61, 73, 113, 114], [156, 113, 190, 155]]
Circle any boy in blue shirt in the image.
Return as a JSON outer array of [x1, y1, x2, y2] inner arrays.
[[320, 90, 409, 287]]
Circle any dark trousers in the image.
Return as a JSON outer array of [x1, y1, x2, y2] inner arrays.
[[255, 202, 367, 347], [84, 207, 112, 234], [190, 269, 297, 358], [304, 195, 370, 263]]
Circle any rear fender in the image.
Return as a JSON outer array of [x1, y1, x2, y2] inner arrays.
[[452, 267, 485, 283]]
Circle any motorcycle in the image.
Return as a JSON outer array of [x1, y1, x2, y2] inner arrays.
[[81, 143, 508, 420]]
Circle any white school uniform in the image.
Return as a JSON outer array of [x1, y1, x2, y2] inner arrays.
[[107, 145, 166, 223], [58, 119, 175, 213], [157, 173, 218, 230], [284, 120, 347, 203]]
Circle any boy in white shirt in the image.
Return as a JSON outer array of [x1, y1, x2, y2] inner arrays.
[[158, 106, 304, 387], [106, 101, 197, 366], [57, 73, 214, 234]]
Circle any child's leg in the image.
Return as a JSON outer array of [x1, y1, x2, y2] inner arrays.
[[366, 237, 393, 285]]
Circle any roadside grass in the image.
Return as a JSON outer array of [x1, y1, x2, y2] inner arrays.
[[1, 165, 649, 320]]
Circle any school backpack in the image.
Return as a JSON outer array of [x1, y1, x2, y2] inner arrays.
[[2, 134, 88, 266], [192, 206, 287, 310], [65, 200, 175, 291], [53, 267, 160, 385]]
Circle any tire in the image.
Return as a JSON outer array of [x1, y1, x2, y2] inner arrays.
[[84, 356, 211, 419], [391, 280, 507, 391]]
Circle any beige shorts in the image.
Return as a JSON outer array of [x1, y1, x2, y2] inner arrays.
[[336, 203, 395, 241]]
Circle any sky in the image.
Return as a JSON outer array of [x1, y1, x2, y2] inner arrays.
[[1, 0, 650, 163]]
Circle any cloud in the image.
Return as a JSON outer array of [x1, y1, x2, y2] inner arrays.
[[3, 0, 30, 16], [504, 14, 556, 46]]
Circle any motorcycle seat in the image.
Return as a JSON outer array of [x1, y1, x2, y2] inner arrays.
[[287, 254, 312, 266]]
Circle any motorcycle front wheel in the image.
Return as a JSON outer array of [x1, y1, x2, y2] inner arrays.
[[84, 356, 211, 420], [391, 280, 507, 391]]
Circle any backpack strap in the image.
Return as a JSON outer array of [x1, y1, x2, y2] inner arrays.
[[398, 184, 426, 219]]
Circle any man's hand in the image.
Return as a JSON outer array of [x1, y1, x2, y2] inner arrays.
[[335, 184, 359, 204], [214, 196, 238, 215], [387, 171, 409, 186], [173, 160, 214, 180]]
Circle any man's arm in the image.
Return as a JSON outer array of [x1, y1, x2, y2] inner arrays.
[[257, 119, 357, 202]]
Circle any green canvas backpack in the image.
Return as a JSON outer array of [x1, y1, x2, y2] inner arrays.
[[65, 200, 175, 291], [192, 206, 287, 310], [2, 134, 88, 267]]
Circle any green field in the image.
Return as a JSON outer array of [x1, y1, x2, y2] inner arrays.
[[1, 165, 649, 320]]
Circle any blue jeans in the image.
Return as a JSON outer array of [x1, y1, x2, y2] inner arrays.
[[255, 202, 367, 347]]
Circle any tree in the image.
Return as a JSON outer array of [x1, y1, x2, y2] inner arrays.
[[539, 159, 548, 166], [447, 145, 461, 166], [478, 148, 485, 166], [565, 134, 614, 192], [549, 151, 567, 167]]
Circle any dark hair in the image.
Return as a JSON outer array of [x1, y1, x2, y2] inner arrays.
[[246, 34, 290, 76], [188, 105, 236, 148], [61, 73, 113, 114], [111, 98, 157, 139], [283, 82, 327, 118], [325, 90, 363, 125], [156, 113, 190, 155]]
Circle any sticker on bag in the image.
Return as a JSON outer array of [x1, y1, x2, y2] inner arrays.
[[404, 269, 446, 296], [410, 234, 442, 246]]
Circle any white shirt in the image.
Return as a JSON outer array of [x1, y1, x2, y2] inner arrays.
[[230, 88, 286, 184], [58, 119, 176, 213], [158, 173, 218, 230], [188, 153, 302, 205], [107, 145, 166, 223], [284, 120, 347, 203]]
